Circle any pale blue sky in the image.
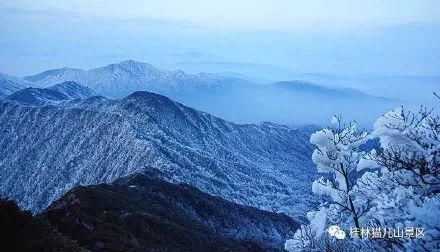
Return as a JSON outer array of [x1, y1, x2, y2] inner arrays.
[[1, 1, 439, 76], [3, 0, 440, 30]]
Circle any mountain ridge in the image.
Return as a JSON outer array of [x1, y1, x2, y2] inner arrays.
[[272, 80, 391, 100], [20, 60, 395, 125], [24, 60, 251, 98], [41, 172, 299, 251], [47, 81, 95, 99], [4, 81, 95, 106], [0, 90, 316, 219], [0, 72, 34, 98]]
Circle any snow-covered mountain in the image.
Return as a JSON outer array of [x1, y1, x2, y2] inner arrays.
[[47, 81, 95, 99], [0, 91, 315, 218], [23, 61, 396, 125], [24, 60, 250, 98], [4, 81, 95, 106], [5, 87, 70, 106], [0, 73, 34, 98]]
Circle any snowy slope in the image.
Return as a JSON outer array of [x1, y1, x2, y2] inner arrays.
[[5, 87, 70, 106], [0, 91, 315, 218], [47, 81, 95, 99], [24, 60, 250, 98], [5, 82, 95, 106], [25, 67, 85, 86], [0, 73, 34, 98], [23, 61, 395, 126]]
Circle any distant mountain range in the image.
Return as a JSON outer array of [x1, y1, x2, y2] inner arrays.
[[0, 63, 319, 250], [0, 73, 34, 98], [0, 60, 405, 249], [273, 80, 377, 98], [24, 60, 383, 100], [48, 81, 96, 99], [0, 89, 316, 219], [288, 73, 440, 104], [8, 60, 395, 125], [5, 81, 94, 106], [24, 60, 251, 98], [171, 60, 297, 83]]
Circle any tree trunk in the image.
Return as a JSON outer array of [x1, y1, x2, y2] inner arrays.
[[341, 163, 360, 229], [348, 196, 360, 229]]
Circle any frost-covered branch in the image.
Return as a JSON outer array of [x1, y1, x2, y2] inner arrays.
[[286, 106, 440, 251]]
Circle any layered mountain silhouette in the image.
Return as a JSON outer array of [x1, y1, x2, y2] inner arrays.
[[0, 89, 315, 219], [21, 60, 395, 125], [47, 81, 95, 99], [24, 60, 250, 98], [4, 81, 94, 106], [272, 80, 390, 100], [0, 72, 33, 98]]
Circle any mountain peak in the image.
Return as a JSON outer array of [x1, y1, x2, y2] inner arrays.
[[24, 67, 85, 86], [0, 86, 316, 219], [119, 59, 138, 65], [122, 91, 175, 107], [23, 61, 251, 99], [106, 60, 158, 72]]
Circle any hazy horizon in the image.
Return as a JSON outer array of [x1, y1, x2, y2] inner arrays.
[[1, 1, 440, 77]]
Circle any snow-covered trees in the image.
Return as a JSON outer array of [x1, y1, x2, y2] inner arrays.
[[310, 116, 368, 230], [371, 106, 440, 190], [285, 116, 369, 251], [286, 107, 440, 251], [363, 107, 440, 250]]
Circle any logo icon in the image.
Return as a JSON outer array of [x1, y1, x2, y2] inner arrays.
[[328, 225, 346, 240]]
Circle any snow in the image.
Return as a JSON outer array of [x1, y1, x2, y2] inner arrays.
[[330, 115, 339, 125], [0, 91, 317, 218], [4, 82, 94, 106], [48, 81, 95, 99], [286, 106, 440, 251], [23, 60, 246, 98], [0, 73, 34, 98]]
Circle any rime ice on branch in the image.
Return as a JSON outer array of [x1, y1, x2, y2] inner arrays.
[[286, 107, 440, 251]]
